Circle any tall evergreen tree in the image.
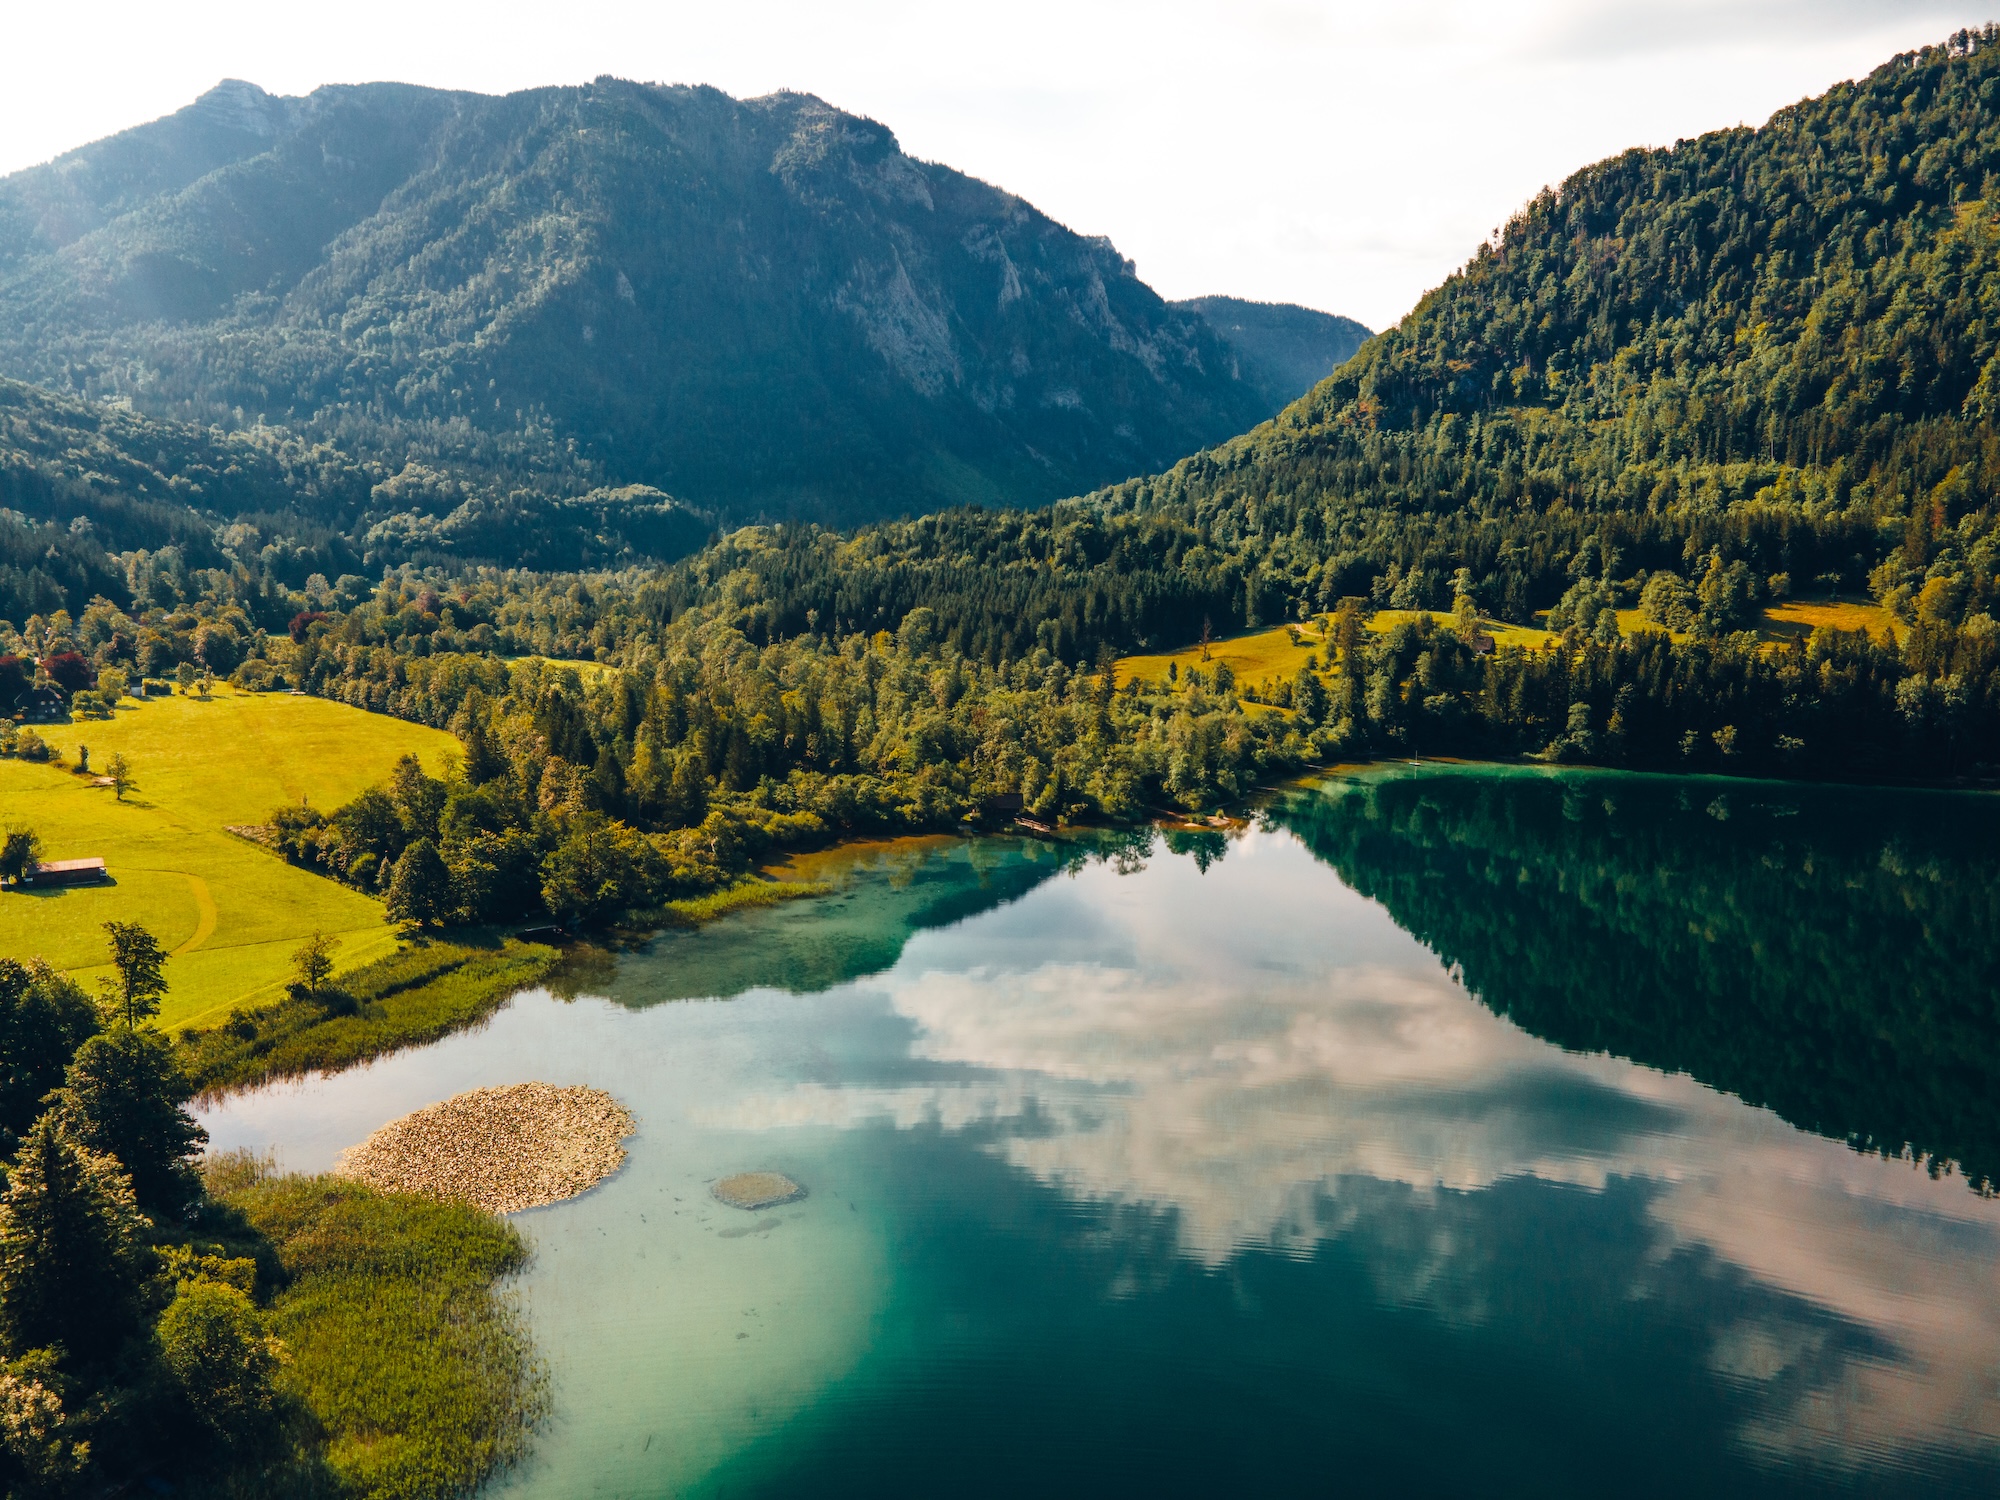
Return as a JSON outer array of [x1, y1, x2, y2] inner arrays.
[[0, 1115, 147, 1370], [0, 960, 96, 1150]]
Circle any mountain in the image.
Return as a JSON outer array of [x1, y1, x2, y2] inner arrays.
[[1173, 295, 1370, 408], [0, 78, 1282, 527], [633, 28, 2000, 674], [1090, 27, 2000, 630]]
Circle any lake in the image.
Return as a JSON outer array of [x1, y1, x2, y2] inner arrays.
[[199, 766, 2000, 1497]]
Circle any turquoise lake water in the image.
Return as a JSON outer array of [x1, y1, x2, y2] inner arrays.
[[198, 767, 2000, 1496]]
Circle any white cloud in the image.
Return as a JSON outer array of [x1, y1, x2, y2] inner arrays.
[[2, 2, 1990, 329], [714, 831, 2000, 1467]]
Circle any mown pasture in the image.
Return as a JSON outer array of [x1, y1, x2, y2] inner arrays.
[[0, 689, 457, 1030], [1115, 597, 1901, 698]]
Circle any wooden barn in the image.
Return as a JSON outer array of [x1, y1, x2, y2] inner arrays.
[[24, 857, 108, 887]]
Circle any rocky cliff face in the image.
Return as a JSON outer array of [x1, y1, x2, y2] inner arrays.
[[0, 79, 1275, 524]]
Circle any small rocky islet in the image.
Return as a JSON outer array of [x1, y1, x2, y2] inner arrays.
[[336, 1082, 636, 1214]]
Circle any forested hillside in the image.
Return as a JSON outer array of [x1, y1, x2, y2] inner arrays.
[[1120, 26, 2000, 628], [611, 28, 2000, 779], [0, 78, 1280, 526], [0, 377, 711, 622]]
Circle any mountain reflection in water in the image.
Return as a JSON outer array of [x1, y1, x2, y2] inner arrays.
[[199, 770, 2000, 1497]]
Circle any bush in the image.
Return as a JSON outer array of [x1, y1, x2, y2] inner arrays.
[[157, 1279, 283, 1458], [232, 659, 276, 692]]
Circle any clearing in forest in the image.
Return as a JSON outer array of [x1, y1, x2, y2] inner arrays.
[[0, 688, 457, 1030], [1116, 624, 1332, 689], [1113, 596, 1903, 700]]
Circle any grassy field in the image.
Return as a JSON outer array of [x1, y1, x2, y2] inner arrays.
[[1117, 624, 1330, 690], [1116, 613, 1523, 693], [0, 689, 458, 1031], [1116, 597, 1903, 688], [507, 654, 614, 681], [1760, 595, 1904, 643]]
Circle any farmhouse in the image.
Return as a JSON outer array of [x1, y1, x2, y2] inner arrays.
[[20, 686, 65, 723], [25, 857, 108, 887]]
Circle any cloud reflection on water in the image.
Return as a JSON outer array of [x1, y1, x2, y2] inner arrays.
[[713, 826, 2000, 1470]]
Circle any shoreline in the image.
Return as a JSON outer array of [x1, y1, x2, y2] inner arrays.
[[183, 758, 2000, 1102]]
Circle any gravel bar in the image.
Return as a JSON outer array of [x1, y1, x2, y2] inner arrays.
[[337, 1083, 636, 1214]]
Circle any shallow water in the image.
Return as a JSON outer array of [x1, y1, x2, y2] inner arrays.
[[200, 768, 2000, 1497]]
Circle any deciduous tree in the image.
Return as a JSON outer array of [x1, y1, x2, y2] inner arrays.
[[385, 838, 451, 929], [98, 922, 167, 1028]]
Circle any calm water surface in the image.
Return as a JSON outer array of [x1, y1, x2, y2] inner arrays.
[[200, 768, 2000, 1497]]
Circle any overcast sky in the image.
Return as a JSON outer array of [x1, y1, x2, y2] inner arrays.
[[1, 1, 1990, 330]]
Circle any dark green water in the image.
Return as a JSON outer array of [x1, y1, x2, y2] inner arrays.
[[200, 768, 2000, 1497]]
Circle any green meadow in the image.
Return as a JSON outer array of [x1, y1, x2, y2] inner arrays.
[[0, 689, 458, 1030], [1114, 596, 1899, 700]]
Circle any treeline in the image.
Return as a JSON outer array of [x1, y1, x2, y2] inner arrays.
[[262, 600, 1315, 930], [1325, 604, 1996, 780], [0, 943, 282, 1493]]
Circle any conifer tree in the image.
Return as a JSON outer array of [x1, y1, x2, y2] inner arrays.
[[55, 1028, 207, 1221], [0, 1115, 147, 1369]]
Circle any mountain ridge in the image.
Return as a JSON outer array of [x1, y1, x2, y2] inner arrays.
[[0, 77, 1347, 528], [1170, 295, 1370, 411]]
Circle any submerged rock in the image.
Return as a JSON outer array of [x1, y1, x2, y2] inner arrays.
[[712, 1171, 806, 1210]]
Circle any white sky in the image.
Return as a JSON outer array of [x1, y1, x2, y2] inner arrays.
[[0, 1, 1990, 330]]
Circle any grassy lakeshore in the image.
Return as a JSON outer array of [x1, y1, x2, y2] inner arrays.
[[652, 877, 832, 925], [212, 1160, 547, 1500], [182, 938, 560, 1094], [1, 688, 458, 1029]]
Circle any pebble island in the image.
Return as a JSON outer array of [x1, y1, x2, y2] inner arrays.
[[337, 1082, 635, 1213]]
